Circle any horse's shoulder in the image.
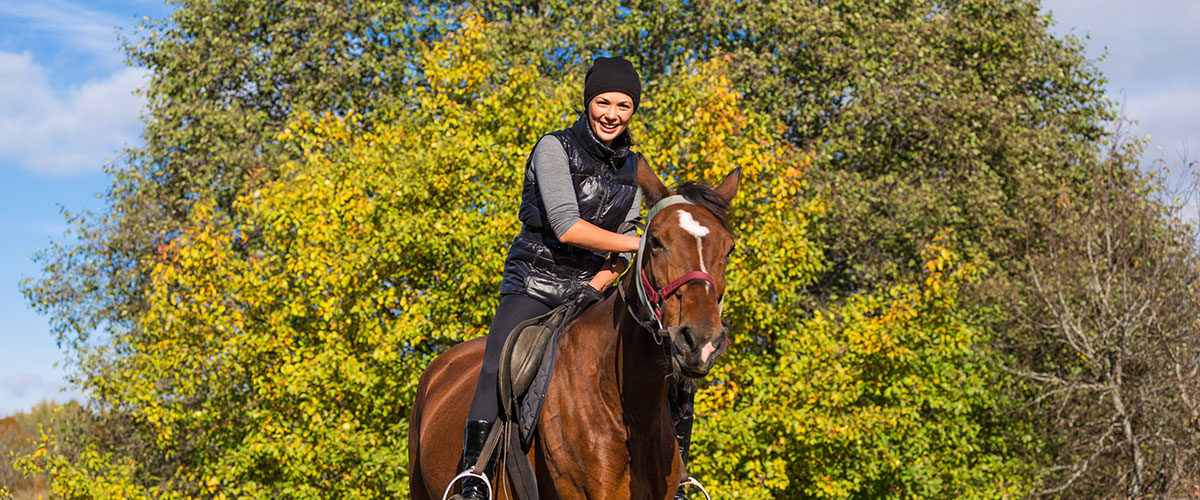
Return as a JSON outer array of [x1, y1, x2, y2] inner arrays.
[[559, 296, 620, 342], [440, 336, 486, 363]]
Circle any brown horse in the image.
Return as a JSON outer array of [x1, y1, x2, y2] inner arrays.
[[409, 160, 740, 500]]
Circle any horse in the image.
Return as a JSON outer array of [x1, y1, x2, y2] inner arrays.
[[408, 159, 740, 500]]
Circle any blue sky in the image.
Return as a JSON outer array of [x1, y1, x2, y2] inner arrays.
[[1, 0, 1198, 416], [1, 0, 170, 416]]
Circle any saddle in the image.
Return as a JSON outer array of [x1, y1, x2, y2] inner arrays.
[[480, 286, 603, 500]]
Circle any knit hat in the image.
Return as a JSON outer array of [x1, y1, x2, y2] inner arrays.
[[583, 56, 641, 111]]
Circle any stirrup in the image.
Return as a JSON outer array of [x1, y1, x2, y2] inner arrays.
[[679, 476, 712, 500], [441, 469, 493, 500]]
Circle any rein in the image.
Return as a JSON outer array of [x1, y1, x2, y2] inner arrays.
[[621, 195, 719, 342]]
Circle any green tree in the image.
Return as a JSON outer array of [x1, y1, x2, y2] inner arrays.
[[19, 14, 1028, 498], [26, 0, 1197, 498], [24, 0, 455, 387], [1, 401, 85, 500], [26, 0, 1113, 362], [465, 0, 1109, 289], [990, 128, 1200, 498]]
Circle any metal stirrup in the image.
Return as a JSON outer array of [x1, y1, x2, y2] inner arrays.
[[681, 476, 712, 500], [441, 470, 493, 500]]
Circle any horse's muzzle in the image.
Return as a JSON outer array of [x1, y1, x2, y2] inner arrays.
[[670, 322, 728, 378]]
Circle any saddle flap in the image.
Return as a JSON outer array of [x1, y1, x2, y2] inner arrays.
[[499, 307, 565, 409]]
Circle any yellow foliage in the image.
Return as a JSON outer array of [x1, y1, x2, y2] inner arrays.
[[27, 13, 1019, 500]]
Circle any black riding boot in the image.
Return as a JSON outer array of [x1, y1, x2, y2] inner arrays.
[[456, 419, 493, 500], [669, 380, 698, 500]]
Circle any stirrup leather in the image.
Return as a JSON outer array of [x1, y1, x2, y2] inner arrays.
[[679, 476, 712, 500], [441, 469, 493, 500]]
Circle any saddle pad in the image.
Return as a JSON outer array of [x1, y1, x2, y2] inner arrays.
[[517, 324, 562, 447]]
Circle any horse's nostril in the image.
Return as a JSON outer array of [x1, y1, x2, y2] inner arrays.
[[677, 326, 697, 351]]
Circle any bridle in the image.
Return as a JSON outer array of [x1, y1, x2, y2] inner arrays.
[[621, 195, 720, 343]]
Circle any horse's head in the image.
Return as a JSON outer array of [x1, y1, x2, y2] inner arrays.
[[633, 156, 740, 379]]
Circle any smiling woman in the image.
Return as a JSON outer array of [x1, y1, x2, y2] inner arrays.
[[585, 92, 635, 145], [448, 55, 650, 500]]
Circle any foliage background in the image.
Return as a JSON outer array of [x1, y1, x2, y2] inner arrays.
[[9, 1, 1199, 499]]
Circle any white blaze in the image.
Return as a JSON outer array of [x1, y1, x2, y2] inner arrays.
[[677, 211, 712, 291]]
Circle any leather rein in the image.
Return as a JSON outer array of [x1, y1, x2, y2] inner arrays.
[[620, 195, 720, 342]]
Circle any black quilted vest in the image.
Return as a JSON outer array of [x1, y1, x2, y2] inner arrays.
[[500, 113, 640, 306]]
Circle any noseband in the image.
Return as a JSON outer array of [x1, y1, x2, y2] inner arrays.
[[626, 195, 720, 340]]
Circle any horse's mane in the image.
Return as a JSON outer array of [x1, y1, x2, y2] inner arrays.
[[674, 180, 732, 233]]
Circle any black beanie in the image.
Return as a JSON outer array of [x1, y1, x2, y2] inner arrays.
[[583, 56, 641, 111]]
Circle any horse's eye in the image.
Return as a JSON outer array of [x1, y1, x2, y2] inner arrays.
[[648, 235, 665, 252]]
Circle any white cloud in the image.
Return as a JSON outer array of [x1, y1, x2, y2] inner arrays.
[[0, 50, 147, 175], [0, 372, 81, 417], [1043, 0, 1200, 31], [1042, 0, 1200, 90], [2, 373, 41, 398], [1042, 0, 1200, 178], [0, 0, 133, 66]]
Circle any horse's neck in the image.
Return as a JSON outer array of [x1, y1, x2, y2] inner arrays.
[[591, 286, 672, 422]]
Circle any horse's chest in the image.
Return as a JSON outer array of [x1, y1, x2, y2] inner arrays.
[[537, 404, 677, 500]]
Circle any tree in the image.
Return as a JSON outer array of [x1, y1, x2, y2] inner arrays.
[[697, 239, 1028, 499], [19, 14, 1028, 498], [27, 0, 1194, 498], [24, 0, 456, 384], [992, 127, 1200, 498], [26, 0, 1116, 365], [1, 401, 85, 500]]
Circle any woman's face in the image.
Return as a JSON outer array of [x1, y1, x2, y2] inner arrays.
[[587, 91, 635, 146]]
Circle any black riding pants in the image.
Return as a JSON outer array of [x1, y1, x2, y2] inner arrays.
[[467, 293, 554, 422]]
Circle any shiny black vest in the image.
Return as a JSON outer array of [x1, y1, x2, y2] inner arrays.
[[500, 113, 640, 306]]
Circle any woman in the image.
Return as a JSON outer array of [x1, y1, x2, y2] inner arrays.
[[454, 56, 696, 500]]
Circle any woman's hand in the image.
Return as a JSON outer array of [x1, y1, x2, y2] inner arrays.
[[588, 254, 628, 290]]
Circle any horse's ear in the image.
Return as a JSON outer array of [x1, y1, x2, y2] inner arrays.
[[637, 154, 671, 207], [714, 167, 741, 205]]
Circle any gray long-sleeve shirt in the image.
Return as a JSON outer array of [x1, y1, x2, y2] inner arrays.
[[531, 136, 642, 240], [531, 136, 641, 264]]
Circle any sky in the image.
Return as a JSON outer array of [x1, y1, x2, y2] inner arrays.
[[1, 0, 1198, 417], [0, 0, 170, 416], [1044, 1, 1200, 174]]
